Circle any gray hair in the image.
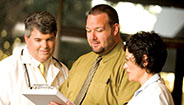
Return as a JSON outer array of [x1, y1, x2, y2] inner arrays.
[[24, 11, 57, 37]]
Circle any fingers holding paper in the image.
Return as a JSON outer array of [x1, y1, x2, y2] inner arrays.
[[49, 101, 74, 105]]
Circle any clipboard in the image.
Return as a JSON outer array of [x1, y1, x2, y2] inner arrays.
[[22, 84, 71, 105]]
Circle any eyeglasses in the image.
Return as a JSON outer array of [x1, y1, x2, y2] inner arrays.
[[125, 55, 135, 64]]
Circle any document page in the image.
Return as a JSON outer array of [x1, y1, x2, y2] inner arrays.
[[23, 84, 71, 105]]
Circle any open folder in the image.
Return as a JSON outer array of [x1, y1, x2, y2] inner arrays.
[[23, 84, 72, 105]]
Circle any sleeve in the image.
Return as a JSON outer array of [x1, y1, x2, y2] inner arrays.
[[147, 85, 175, 105], [60, 62, 69, 79], [59, 57, 81, 98], [59, 78, 69, 97], [117, 67, 140, 105], [0, 61, 12, 105]]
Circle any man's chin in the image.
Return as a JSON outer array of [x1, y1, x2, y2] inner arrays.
[[39, 55, 51, 62], [92, 49, 104, 54]]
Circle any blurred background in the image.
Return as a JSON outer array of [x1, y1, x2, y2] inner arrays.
[[0, 0, 184, 104]]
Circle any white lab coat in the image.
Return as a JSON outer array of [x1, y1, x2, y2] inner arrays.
[[127, 74, 175, 105], [0, 47, 69, 105]]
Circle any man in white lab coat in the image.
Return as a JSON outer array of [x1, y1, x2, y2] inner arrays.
[[0, 11, 68, 105]]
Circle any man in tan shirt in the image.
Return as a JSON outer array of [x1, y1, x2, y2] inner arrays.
[[50, 4, 140, 105]]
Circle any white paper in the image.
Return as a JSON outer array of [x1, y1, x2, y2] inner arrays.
[[23, 85, 70, 105]]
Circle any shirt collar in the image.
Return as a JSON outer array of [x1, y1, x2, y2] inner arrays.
[[101, 39, 124, 63], [134, 73, 160, 97]]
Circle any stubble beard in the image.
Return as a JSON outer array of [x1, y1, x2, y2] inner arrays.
[[92, 47, 105, 54]]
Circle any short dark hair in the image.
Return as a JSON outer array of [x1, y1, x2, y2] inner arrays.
[[24, 11, 57, 37], [88, 4, 119, 26], [125, 31, 167, 73]]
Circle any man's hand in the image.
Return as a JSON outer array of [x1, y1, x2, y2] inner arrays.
[[49, 101, 59, 105], [49, 101, 74, 105]]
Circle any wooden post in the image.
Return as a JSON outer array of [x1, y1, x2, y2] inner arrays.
[[54, 0, 64, 58], [172, 49, 184, 105]]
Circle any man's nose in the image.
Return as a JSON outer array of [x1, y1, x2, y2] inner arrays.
[[41, 40, 48, 48]]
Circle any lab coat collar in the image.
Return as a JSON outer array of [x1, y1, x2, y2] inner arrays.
[[21, 46, 60, 85], [21, 46, 52, 66]]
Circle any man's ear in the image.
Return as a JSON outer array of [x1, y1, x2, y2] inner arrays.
[[113, 23, 119, 36], [142, 54, 148, 67], [24, 35, 28, 44]]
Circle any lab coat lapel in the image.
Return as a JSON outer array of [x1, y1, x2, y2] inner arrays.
[[21, 47, 32, 65], [47, 59, 60, 85]]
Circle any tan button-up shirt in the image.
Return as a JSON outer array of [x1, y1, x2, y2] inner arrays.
[[60, 40, 140, 105]]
